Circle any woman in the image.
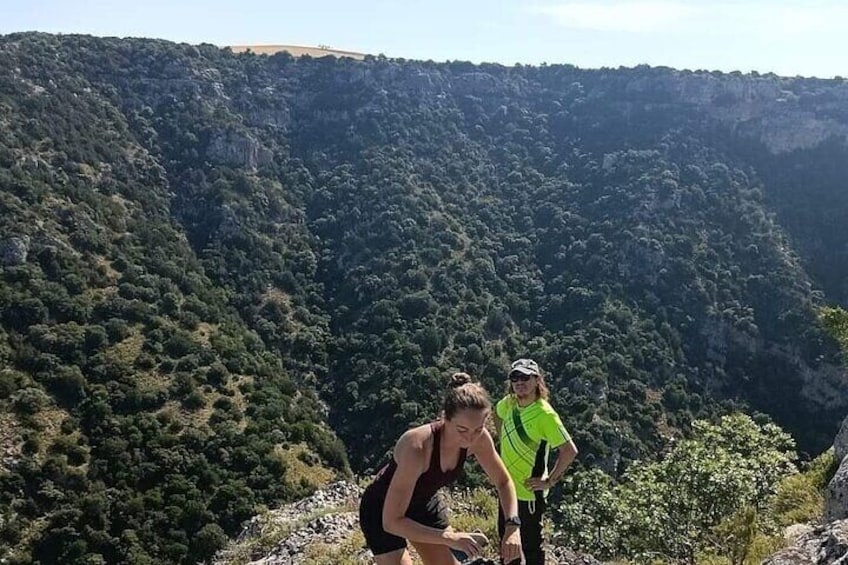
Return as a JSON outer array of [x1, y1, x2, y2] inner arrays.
[[359, 373, 523, 564], [494, 358, 578, 565]]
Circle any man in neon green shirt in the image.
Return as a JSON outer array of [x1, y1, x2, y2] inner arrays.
[[494, 358, 578, 565]]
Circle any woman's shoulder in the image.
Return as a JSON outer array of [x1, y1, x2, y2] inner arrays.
[[400, 422, 435, 442], [395, 423, 434, 462], [495, 394, 515, 413], [536, 398, 562, 416]]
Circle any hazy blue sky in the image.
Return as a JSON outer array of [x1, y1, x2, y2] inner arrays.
[[3, 0, 846, 78]]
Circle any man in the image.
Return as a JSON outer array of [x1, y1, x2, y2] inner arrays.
[[493, 358, 578, 565]]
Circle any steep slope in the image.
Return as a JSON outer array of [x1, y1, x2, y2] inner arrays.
[[1, 32, 848, 563], [0, 34, 347, 564]]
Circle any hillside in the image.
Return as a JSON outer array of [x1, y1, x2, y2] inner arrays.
[[227, 44, 367, 60], [1, 32, 847, 563]]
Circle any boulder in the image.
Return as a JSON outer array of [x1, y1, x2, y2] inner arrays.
[[763, 519, 848, 565], [826, 456, 848, 522], [834, 415, 848, 463], [1, 236, 30, 266], [207, 130, 272, 170]]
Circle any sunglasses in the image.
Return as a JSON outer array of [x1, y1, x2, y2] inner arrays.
[[509, 372, 534, 383]]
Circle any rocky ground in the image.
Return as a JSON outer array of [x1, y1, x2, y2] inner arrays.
[[212, 480, 602, 564], [212, 480, 369, 564]]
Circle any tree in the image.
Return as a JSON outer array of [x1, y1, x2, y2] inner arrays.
[[820, 306, 848, 354], [619, 438, 757, 563], [557, 413, 798, 563], [556, 468, 622, 558], [191, 523, 227, 563]]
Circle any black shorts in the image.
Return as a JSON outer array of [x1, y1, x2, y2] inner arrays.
[[359, 488, 450, 555]]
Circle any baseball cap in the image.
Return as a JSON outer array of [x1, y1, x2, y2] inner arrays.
[[510, 358, 541, 376]]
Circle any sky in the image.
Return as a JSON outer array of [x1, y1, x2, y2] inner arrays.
[[2, 0, 847, 79]]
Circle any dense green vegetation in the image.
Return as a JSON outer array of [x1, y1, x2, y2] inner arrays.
[[1, 32, 847, 563], [557, 296, 848, 563], [0, 35, 348, 564], [555, 413, 837, 563], [820, 306, 848, 354]]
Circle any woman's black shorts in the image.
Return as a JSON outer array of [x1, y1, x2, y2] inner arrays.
[[359, 488, 450, 555]]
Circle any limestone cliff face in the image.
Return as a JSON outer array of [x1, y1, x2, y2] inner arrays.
[[622, 73, 848, 153], [207, 130, 273, 170], [766, 416, 848, 564], [835, 417, 848, 463], [826, 416, 848, 522]]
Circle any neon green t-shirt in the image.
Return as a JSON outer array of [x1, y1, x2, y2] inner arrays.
[[496, 395, 572, 501]]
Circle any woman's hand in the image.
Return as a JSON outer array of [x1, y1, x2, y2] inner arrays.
[[446, 530, 489, 559], [501, 525, 522, 563], [524, 477, 552, 491]]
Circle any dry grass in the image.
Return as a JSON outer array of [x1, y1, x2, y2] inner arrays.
[[33, 405, 69, 462], [135, 371, 170, 395], [259, 287, 310, 333], [189, 401, 216, 428], [85, 285, 118, 304], [154, 372, 253, 433], [275, 443, 336, 489], [192, 322, 218, 346], [94, 255, 121, 281], [105, 329, 144, 364], [76, 162, 98, 179], [0, 397, 72, 468], [157, 399, 215, 430], [262, 287, 292, 308], [226, 375, 251, 414], [0, 411, 22, 471], [228, 44, 366, 60], [301, 529, 370, 564]]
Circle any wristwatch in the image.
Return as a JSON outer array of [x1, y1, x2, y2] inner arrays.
[[504, 515, 521, 528]]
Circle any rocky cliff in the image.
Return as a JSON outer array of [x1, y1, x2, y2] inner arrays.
[[766, 415, 848, 564]]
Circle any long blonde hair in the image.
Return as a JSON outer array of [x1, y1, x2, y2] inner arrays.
[[506, 369, 550, 401]]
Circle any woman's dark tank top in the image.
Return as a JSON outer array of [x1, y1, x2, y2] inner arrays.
[[365, 421, 467, 507]]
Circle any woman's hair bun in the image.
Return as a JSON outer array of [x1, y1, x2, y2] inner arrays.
[[448, 372, 473, 388]]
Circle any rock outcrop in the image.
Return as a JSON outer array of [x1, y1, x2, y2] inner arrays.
[[766, 414, 848, 563], [826, 416, 848, 522], [764, 519, 848, 564], [0, 236, 29, 266], [622, 73, 848, 153], [834, 416, 848, 462], [207, 130, 273, 170], [213, 481, 366, 565]]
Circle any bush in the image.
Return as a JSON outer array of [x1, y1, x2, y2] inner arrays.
[[182, 390, 206, 410], [0, 369, 26, 399], [12, 387, 49, 415], [191, 523, 227, 562]]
